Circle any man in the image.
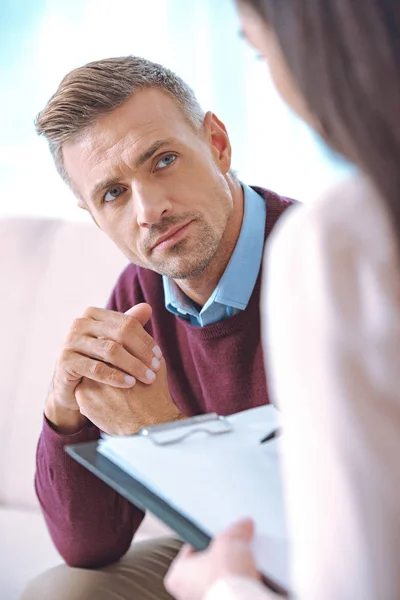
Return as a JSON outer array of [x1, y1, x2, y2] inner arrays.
[[21, 56, 294, 600]]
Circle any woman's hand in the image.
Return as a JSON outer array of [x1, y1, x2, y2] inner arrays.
[[164, 519, 261, 600]]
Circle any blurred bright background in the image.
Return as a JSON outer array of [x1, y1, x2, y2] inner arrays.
[[0, 0, 351, 222]]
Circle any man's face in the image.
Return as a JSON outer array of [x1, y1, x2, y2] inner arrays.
[[63, 88, 236, 280]]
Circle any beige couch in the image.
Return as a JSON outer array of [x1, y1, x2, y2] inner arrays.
[[0, 218, 171, 600]]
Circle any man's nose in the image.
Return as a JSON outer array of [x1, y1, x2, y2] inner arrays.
[[134, 185, 173, 228]]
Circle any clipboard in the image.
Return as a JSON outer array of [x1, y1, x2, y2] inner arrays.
[[66, 406, 289, 597], [66, 439, 211, 550]]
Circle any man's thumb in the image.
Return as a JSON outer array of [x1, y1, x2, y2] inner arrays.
[[125, 303, 152, 327]]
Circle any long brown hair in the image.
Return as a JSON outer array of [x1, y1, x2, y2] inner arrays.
[[239, 0, 400, 241]]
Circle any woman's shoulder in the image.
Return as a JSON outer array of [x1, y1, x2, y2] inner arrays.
[[269, 173, 397, 268], [303, 174, 388, 236]]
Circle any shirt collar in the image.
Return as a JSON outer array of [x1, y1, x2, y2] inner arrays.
[[163, 183, 266, 317], [207, 183, 266, 310]]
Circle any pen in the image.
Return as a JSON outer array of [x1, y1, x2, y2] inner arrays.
[[260, 427, 282, 444]]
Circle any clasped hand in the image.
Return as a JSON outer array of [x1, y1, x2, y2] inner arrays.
[[45, 302, 182, 434]]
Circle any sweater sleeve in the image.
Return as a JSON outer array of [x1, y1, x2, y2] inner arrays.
[[263, 178, 400, 600], [35, 418, 144, 567], [35, 265, 146, 568]]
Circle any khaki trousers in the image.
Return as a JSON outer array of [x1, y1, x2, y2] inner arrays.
[[20, 537, 182, 600]]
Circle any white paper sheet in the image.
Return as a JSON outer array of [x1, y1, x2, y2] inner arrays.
[[98, 405, 290, 590]]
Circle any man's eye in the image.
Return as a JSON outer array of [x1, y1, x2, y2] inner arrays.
[[155, 154, 177, 170], [104, 186, 125, 202]]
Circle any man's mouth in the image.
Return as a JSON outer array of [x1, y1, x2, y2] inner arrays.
[[150, 221, 193, 252]]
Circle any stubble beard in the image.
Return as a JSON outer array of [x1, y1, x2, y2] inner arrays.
[[149, 221, 221, 280]]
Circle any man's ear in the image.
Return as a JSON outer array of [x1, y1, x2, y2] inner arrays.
[[202, 111, 232, 174]]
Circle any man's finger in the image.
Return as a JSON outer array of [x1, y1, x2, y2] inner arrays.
[[63, 356, 136, 388], [125, 303, 162, 361], [77, 305, 161, 365], [125, 303, 152, 327]]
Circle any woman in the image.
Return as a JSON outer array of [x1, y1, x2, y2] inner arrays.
[[165, 1, 400, 599]]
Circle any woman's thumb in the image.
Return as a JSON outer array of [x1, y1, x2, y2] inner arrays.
[[222, 518, 255, 542]]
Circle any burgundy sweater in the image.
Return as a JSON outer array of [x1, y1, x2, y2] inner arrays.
[[35, 187, 294, 568]]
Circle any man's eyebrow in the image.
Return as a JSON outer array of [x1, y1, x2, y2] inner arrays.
[[89, 138, 174, 203], [135, 138, 174, 169]]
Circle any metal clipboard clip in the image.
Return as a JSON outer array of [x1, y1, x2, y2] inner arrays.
[[138, 413, 233, 446]]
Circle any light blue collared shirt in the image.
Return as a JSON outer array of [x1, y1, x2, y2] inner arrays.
[[162, 184, 266, 327]]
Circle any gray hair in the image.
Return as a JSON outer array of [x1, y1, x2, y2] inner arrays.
[[35, 56, 205, 185]]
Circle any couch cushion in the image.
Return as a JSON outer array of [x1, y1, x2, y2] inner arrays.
[[0, 507, 63, 600], [0, 218, 128, 509], [0, 506, 173, 600]]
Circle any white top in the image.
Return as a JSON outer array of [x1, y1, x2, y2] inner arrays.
[[205, 575, 274, 600], [205, 175, 400, 600]]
